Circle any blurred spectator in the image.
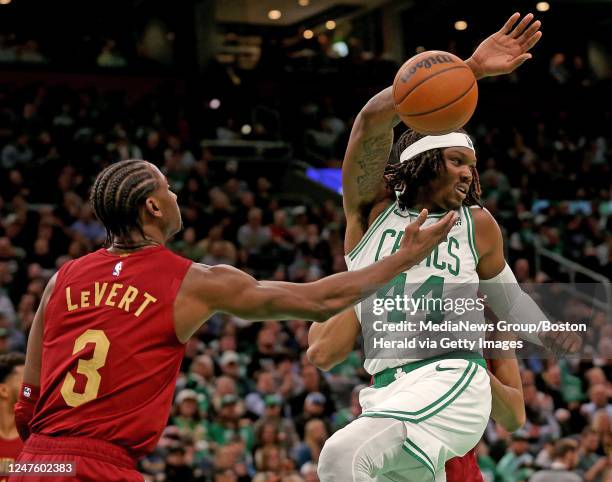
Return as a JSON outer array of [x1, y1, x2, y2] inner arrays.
[[529, 438, 581, 482], [582, 385, 612, 423], [0, 353, 25, 470], [577, 427, 608, 482], [291, 418, 327, 470], [238, 208, 271, 256], [497, 431, 535, 482], [70, 205, 106, 245], [97, 40, 127, 68], [253, 395, 299, 452]]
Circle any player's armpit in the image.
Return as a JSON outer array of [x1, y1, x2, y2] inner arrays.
[[307, 308, 361, 371]]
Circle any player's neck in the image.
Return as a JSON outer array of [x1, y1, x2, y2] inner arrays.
[[410, 189, 448, 214], [108, 226, 166, 253], [0, 403, 17, 439]]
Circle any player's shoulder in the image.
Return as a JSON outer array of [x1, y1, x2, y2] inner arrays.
[[469, 205, 501, 237], [344, 196, 395, 255], [181, 263, 242, 292]]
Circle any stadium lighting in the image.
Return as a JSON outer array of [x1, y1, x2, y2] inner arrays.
[[0, 0, 12, 5], [209, 99, 221, 110], [268, 9, 282, 20], [298, 0, 310, 6], [241, 124, 252, 135], [536, 2, 550, 11], [303, 29, 314, 40], [454, 20, 468, 31], [326, 20, 336, 30]]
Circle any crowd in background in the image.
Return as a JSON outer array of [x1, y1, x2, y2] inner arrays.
[[0, 51, 610, 482]]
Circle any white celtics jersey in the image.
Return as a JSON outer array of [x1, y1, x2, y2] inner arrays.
[[345, 201, 484, 375]]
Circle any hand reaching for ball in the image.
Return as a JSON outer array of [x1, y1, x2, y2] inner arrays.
[[467, 12, 543, 79]]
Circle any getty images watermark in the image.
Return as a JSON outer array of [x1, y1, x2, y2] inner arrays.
[[358, 283, 606, 360]]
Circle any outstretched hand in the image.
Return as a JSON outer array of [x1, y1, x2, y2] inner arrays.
[[538, 329, 583, 357], [467, 12, 542, 79]]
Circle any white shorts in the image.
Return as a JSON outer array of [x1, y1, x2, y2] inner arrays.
[[356, 355, 491, 480]]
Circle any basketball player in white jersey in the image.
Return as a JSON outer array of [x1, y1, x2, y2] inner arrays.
[[309, 13, 578, 482]]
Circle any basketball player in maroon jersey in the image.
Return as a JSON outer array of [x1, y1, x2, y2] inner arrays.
[[0, 353, 25, 481], [10, 160, 455, 481]]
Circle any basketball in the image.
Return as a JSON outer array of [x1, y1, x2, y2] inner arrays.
[[392, 50, 478, 135]]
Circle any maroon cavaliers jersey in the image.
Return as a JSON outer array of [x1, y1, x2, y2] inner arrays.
[[0, 435, 23, 481], [30, 246, 192, 459], [445, 448, 484, 482]]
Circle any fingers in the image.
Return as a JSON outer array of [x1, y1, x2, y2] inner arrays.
[[569, 335, 582, 354], [441, 211, 456, 236], [519, 19, 541, 46], [430, 211, 456, 240], [415, 209, 428, 227], [523, 31, 543, 52], [499, 12, 520, 34], [507, 53, 532, 71], [510, 13, 535, 39], [404, 209, 428, 237]]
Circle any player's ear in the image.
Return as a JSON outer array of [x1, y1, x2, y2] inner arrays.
[[144, 196, 163, 218], [0, 383, 8, 399]]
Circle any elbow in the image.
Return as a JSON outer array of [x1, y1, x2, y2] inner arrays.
[[307, 344, 337, 372], [500, 409, 526, 433]]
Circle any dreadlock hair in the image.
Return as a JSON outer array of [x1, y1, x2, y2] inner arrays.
[[384, 129, 482, 211], [90, 159, 160, 248]]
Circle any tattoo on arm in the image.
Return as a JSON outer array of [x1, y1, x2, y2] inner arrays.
[[355, 133, 392, 198]]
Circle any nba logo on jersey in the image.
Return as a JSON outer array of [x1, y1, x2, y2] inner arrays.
[[113, 261, 123, 277], [23, 386, 31, 398]]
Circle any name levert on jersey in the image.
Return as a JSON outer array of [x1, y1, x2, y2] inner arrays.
[[65, 282, 157, 317]]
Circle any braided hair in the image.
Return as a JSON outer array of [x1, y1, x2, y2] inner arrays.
[[384, 129, 482, 211], [90, 159, 160, 248]]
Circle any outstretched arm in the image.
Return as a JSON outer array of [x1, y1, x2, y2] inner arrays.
[[175, 210, 455, 342], [342, 13, 542, 252], [474, 208, 581, 354]]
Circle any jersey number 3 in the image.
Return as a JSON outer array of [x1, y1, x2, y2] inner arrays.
[[60, 329, 110, 407]]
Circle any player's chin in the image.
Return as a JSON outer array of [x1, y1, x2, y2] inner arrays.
[[444, 197, 463, 211]]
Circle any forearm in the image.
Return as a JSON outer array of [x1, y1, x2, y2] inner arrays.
[[490, 372, 526, 431], [342, 88, 398, 211], [480, 264, 545, 346], [307, 309, 359, 370], [297, 252, 410, 321]]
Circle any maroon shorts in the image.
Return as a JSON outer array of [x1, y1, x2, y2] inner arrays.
[[8, 434, 142, 482]]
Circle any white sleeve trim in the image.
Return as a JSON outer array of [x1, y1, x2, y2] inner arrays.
[[480, 263, 545, 346]]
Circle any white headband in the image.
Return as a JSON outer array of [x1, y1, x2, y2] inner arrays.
[[399, 132, 475, 163]]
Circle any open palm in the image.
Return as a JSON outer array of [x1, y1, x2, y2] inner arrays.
[[469, 13, 542, 78]]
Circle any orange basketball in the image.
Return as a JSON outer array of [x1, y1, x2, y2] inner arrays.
[[392, 50, 478, 135]]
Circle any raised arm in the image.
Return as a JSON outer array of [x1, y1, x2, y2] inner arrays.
[[174, 210, 455, 342], [342, 13, 542, 252]]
